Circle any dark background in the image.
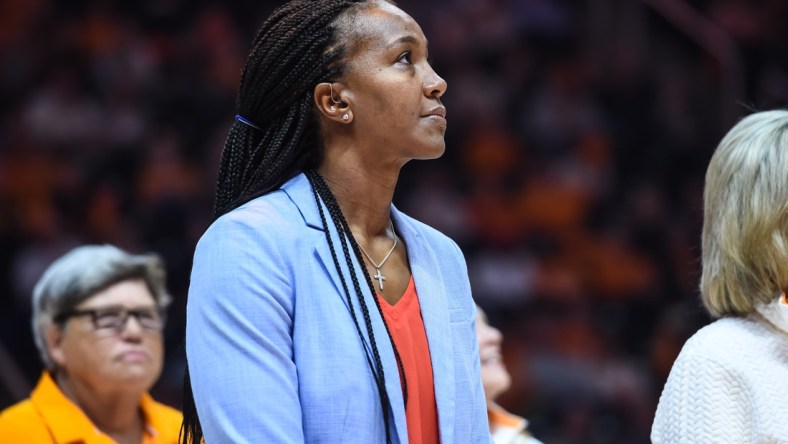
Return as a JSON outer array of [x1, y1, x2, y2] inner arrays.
[[1, 0, 787, 442]]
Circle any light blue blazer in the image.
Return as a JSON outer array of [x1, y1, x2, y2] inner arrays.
[[186, 173, 490, 443]]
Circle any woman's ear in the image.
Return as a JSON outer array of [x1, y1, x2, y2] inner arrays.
[[46, 324, 67, 368], [313, 82, 353, 124]]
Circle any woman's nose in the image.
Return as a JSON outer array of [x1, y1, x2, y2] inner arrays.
[[424, 68, 447, 98], [480, 324, 502, 344]]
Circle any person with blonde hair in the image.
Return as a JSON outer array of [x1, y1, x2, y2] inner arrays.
[[652, 109, 788, 442], [0, 245, 182, 444]]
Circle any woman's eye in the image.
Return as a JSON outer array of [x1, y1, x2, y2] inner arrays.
[[95, 312, 122, 328], [397, 51, 412, 64], [97, 312, 121, 321]]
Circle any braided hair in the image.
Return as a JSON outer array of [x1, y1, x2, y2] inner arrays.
[[181, 1, 407, 443]]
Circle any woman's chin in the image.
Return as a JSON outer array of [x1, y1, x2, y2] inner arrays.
[[482, 369, 511, 396], [415, 143, 446, 160]]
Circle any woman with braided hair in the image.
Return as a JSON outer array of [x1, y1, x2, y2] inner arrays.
[[182, 0, 490, 443]]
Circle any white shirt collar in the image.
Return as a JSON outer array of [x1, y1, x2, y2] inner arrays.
[[754, 295, 788, 335]]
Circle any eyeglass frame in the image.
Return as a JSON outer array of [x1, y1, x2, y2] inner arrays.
[[53, 305, 167, 333]]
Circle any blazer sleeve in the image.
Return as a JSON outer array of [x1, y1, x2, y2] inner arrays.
[[471, 304, 495, 444], [651, 351, 753, 443], [186, 213, 303, 443]]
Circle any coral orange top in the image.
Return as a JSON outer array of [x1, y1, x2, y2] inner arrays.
[[377, 276, 439, 444], [0, 372, 182, 444]]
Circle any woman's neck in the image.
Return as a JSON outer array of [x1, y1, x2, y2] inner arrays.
[[55, 372, 145, 444], [317, 160, 400, 237]]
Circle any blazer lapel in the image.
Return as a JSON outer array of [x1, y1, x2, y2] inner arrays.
[[393, 208, 456, 444], [282, 174, 352, 313]]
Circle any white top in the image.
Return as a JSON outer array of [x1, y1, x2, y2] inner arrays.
[[651, 298, 788, 443]]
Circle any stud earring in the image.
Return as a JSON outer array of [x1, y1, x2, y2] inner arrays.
[[342, 114, 349, 121]]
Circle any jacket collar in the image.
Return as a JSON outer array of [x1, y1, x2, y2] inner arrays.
[[281, 173, 323, 231], [755, 295, 788, 335], [488, 403, 528, 441], [396, 210, 456, 444]]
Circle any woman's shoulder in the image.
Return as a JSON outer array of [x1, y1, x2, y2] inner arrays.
[[678, 316, 777, 368], [201, 191, 304, 242], [192, 190, 308, 269], [0, 398, 49, 441], [0, 397, 32, 422], [217, 190, 300, 229]]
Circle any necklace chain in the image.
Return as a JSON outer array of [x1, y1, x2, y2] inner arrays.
[[356, 220, 397, 290]]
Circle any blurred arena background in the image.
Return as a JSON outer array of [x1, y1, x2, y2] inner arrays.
[[1, 0, 787, 442]]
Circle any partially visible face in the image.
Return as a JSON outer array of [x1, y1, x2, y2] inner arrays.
[[340, 2, 448, 164], [476, 309, 511, 403], [49, 279, 164, 395]]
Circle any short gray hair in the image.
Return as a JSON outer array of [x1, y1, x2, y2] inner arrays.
[[32, 244, 171, 369], [701, 109, 788, 317]]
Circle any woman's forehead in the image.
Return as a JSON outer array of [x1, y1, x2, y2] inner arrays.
[[78, 279, 155, 308], [345, 2, 425, 51]]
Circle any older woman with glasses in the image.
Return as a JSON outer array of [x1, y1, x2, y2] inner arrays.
[[0, 244, 182, 444]]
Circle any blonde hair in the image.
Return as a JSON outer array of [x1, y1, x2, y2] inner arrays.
[[701, 109, 788, 317]]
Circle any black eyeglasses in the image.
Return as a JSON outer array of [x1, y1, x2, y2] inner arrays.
[[55, 305, 165, 332]]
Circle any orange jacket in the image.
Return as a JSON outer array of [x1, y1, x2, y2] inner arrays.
[[0, 372, 182, 444]]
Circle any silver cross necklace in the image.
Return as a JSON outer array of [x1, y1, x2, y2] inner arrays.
[[356, 221, 398, 291]]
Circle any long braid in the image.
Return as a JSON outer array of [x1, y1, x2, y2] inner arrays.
[[181, 2, 410, 444], [213, 0, 364, 215], [307, 171, 410, 407], [305, 172, 395, 443], [336, 211, 411, 408], [306, 170, 410, 443]]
